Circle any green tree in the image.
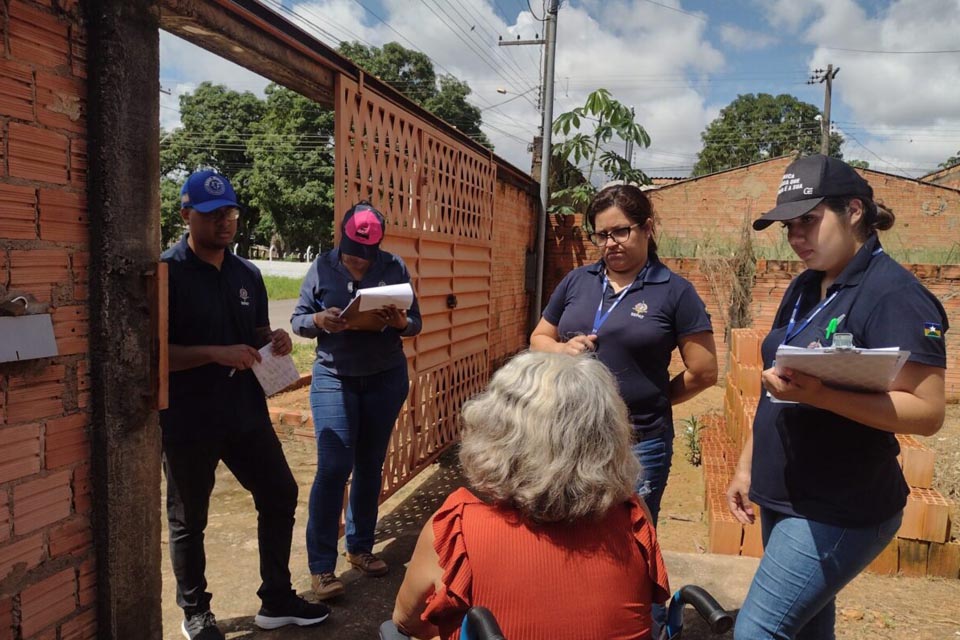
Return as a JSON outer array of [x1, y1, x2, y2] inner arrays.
[[159, 82, 266, 251], [338, 41, 491, 148], [846, 159, 870, 169], [549, 88, 651, 216], [939, 153, 960, 169], [247, 84, 336, 254], [692, 93, 843, 176], [160, 177, 184, 247]]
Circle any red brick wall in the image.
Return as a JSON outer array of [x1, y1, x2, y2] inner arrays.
[[650, 157, 960, 258], [0, 2, 94, 639], [489, 181, 537, 368], [922, 164, 960, 191]]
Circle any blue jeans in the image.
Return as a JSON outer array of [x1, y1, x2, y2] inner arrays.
[[631, 427, 674, 526], [734, 507, 902, 640], [306, 363, 409, 575]]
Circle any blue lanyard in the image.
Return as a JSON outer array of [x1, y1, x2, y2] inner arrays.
[[592, 266, 646, 334], [781, 246, 884, 345], [782, 290, 839, 345]]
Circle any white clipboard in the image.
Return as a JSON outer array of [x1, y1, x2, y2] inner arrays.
[[774, 344, 911, 394]]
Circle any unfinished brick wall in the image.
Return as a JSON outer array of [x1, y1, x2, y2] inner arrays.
[[488, 179, 537, 369], [649, 157, 960, 258], [0, 1, 95, 639]]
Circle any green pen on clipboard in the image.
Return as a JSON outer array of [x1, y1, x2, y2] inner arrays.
[[825, 314, 846, 342]]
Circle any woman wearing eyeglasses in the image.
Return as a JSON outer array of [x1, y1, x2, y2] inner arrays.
[[530, 183, 718, 525]]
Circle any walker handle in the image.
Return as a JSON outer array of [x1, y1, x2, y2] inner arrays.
[[677, 585, 733, 634]]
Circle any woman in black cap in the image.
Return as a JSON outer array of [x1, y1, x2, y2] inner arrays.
[[291, 202, 421, 600], [727, 155, 947, 639]]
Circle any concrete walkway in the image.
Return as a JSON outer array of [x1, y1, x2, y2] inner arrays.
[[160, 440, 752, 639]]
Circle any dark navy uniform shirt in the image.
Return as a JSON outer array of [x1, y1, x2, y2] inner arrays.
[[750, 235, 949, 527], [159, 235, 272, 442], [543, 259, 712, 435], [291, 248, 421, 376]]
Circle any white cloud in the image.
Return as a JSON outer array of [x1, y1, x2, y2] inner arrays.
[[718, 24, 778, 51], [747, 0, 960, 175], [159, 30, 272, 131], [160, 0, 724, 176]]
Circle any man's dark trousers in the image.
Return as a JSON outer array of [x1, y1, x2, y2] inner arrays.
[[163, 425, 299, 615]]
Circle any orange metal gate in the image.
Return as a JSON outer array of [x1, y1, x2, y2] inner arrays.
[[334, 75, 496, 500]]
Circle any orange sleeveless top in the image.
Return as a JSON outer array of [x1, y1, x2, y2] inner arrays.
[[423, 488, 670, 640]]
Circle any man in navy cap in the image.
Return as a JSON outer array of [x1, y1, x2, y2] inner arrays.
[[161, 170, 329, 639]]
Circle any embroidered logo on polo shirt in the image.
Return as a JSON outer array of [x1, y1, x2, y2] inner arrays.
[[923, 322, 942, 339], [239, 287, 250, 307], [631, 301, 648, 319]]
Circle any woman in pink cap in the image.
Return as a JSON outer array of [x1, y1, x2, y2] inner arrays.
[[291, 202, 422, 600]]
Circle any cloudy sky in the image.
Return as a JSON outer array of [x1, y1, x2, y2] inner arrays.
[[160, 0, 960, 178]]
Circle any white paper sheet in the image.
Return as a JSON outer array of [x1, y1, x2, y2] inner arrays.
[[338, 283, 414, 317], [251, 344, 301, 397]]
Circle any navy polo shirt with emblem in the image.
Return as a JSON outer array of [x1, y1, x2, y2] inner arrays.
[[750, 235, 949, 527], [159, 234, 272, 442], [543, 258, 712, 435]]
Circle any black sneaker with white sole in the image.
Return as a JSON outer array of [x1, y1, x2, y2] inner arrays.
[[254, 595, 330, 630], [181, 610, 225, 640]]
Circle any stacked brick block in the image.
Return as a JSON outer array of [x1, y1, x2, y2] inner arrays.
[[0, 1, 95, 638], [701, 328, 765, 557], [701, 329, 959, 579]]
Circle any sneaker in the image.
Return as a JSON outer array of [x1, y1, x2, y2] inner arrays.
[[347, 551, 389, 576], [311, 572, 345, 600], [181, 610, 225, 640], [254, 595, 330, 630]]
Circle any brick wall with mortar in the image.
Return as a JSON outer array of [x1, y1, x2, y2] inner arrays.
[[649, 156, 960, 258], [545, 217, 960, 402], [488, 180, 537, 369], [0, 1, 95, 639]]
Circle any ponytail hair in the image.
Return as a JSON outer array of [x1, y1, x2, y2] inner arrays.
[[823, 196, 895, 240]]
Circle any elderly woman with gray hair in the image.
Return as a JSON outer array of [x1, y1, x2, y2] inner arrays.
[[391, 351, 671, 640]]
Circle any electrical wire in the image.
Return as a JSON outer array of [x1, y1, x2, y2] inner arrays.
[[639, 0, 706, 21]]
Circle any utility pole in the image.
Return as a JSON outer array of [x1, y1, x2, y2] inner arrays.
[[499, 0, 559, 327], [809, 64, 839, 155]]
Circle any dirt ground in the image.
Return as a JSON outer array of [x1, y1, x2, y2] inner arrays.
[[162, 384, 960, 639]]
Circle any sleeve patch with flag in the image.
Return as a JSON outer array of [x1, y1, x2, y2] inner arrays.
[[923, 322, 942, 338]]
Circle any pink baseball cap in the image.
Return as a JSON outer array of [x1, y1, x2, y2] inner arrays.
[[340, 202, 385, 260]]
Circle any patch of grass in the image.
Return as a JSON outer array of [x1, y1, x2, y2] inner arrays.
[[263, 275, 303, 300], [291, 343, 315, 373]]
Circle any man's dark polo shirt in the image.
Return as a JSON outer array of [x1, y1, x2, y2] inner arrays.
[[159, 235, 271, 442], [543, 258, 713, 435], [750, 235, 949, 527]]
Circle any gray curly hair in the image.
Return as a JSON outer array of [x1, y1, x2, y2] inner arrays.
[[459, 351, 641, 523]]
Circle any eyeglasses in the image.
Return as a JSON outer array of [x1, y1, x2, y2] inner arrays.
[[588, 223, 641, 246], [205, 207, 241, 222]]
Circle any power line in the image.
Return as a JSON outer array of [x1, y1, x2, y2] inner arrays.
[[823, 46, 960, 54], [639, 0, 707, 21], [842, 132, 912, 176], [418, 0, 537, 104]]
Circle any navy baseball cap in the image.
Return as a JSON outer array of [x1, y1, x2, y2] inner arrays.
[[180, 170, 240, 213], [753, 155, 873, 230]]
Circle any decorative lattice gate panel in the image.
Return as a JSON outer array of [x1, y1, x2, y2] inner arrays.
[[335, 75, 495, 500]]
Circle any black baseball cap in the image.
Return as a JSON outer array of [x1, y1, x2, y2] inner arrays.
[[753, 155, 873, 230]]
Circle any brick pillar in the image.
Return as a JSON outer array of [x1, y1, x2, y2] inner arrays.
[[86, 1, 163, 638]]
